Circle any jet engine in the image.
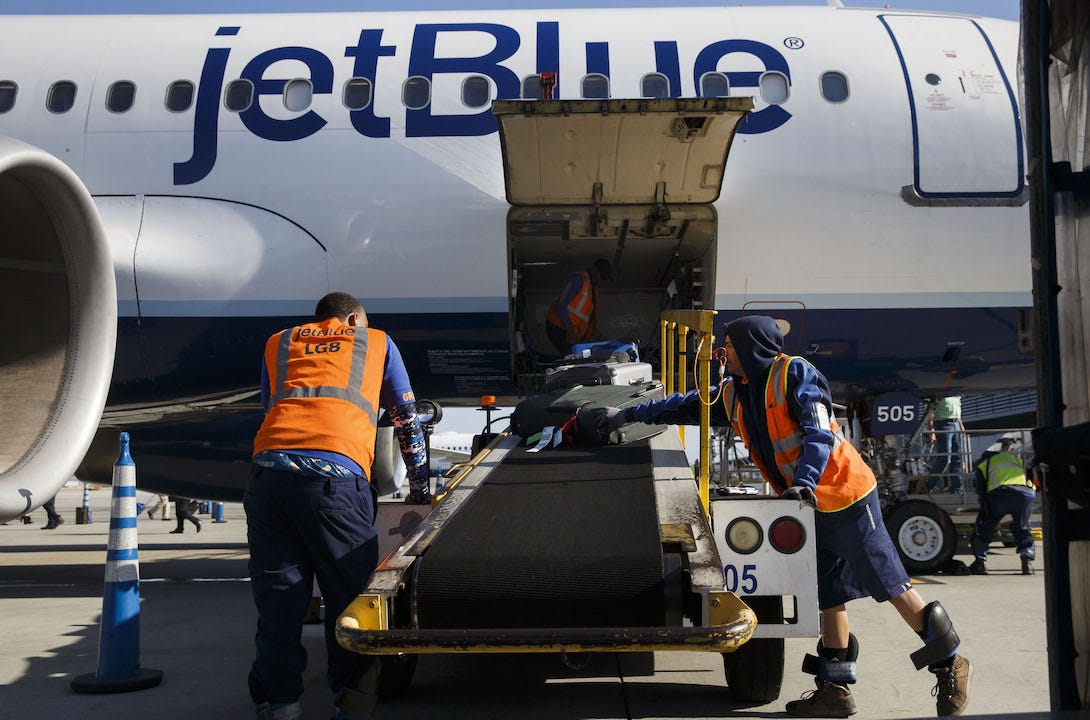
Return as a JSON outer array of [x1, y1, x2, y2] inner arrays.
[[0, 138, 115, 521]]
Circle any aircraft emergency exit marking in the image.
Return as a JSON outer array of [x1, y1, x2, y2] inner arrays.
[[174, 22, 794, 185]]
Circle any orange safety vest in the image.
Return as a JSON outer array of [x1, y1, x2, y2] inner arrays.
[[546, 271, 597, 341], [253, 318, 387, 475], [723, 354, 877, 512]]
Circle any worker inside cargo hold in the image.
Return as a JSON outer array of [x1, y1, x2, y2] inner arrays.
[[544, 258, 613, 355]]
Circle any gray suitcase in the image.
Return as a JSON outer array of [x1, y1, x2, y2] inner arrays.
[[544, 361, 653, 391]]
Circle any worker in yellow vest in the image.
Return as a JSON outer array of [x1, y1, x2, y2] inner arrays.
[[969, 438, 1037, 576]]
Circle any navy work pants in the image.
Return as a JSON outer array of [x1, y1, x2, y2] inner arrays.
[[971, 486, 1035, 560], [244, 466, 378, 704]]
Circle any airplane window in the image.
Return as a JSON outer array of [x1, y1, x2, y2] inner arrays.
[[521, 74, 541, 100], [283, 78, 312, 112], [47, 81, 77, 114], [641, 73, 670, 99], [224, 79, 253, 112], [343, 78, 372, 110], [106, 81, 136, 113], [462, 75, 491, 108], [821, 71, 849, 103], [0, 81, 16, 113], [166, 81, 194, 112], [700, 72, 729, 98], [402, 76, 430, 110], [581, 73, 609, 99], [759, 71, 789, 105]]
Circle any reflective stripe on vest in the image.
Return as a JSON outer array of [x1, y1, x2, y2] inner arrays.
[[722, 354, 875, 512], [547, 271, 596, 340], [979, 452, 1030, 493], [253, 319, 386, 473]]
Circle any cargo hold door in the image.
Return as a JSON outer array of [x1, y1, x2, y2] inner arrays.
[[492, 97, 751, 380]]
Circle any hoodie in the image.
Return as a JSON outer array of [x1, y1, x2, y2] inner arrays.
[[626, 315, 838, 493]]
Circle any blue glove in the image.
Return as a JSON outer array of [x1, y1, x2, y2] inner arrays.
[[590, 406, 628, 434], [782, 485, 817, 508], [405, 489, 431, 505]]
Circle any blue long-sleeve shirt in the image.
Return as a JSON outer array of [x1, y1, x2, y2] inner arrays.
[[626, 358, 837, 493]]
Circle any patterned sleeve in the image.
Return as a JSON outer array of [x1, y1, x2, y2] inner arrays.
[[387, 402, 429, 493]]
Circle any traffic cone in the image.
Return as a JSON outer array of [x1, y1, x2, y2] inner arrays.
[[76, 483, 92, 525], [71, 432, 163, 694], [212, 501, 227, 523]]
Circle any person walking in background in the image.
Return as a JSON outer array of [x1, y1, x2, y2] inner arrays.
[[544, 258, 613, 355], [169, 495, 201, 534], [41, 493, 64, 530], [928, 396, 965, 494], [969, 438, 1037, 575], [144, 493, 169, 520]]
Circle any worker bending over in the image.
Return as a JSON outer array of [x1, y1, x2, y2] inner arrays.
[[545, 258, 612, 355]]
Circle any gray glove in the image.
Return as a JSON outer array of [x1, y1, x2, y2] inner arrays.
[[590, 406, 628, 434], [782, 485, 817, 508]]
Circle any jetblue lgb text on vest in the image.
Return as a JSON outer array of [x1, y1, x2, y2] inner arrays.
[[175, 22, 794, 185]]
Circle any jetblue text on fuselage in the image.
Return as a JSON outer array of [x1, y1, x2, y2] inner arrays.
[[174, 22, 793, 185]]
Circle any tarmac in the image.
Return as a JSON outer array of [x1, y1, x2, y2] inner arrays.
[[1, 484, 1082, 720]]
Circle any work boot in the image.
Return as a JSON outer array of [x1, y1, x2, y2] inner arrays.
[[1021, 556, 1035, 575], [929, 654, 972, 717], [969, 558, 987, 575], [785, 680, 857, 717], [41, 519, 57, 530]]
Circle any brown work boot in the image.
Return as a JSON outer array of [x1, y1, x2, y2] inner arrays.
[[930, 654, 972, 717], [785, 680, 857, 717]]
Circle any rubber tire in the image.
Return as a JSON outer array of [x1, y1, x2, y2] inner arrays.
[[378, 654, 418, 699], [723, 637, 785, 703], [885, 499, 957, 574]]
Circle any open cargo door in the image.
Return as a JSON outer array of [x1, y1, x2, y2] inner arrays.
[[492, 97, 751, 389]]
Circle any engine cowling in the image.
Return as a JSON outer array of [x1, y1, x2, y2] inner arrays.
[[0, 138, 116, 521]]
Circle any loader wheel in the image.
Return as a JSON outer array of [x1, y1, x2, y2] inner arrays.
[[886, 499, 956, 574], [723, 637, 785, 703]]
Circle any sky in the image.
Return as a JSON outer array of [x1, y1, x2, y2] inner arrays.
[[0, 0, 1020, 438], [0, 0, 1019, 18]]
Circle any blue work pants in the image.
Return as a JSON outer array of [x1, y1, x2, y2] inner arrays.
[[971, 486, 1035, 560], [244, 466, 378, 704], [927, 419, 963, 493]]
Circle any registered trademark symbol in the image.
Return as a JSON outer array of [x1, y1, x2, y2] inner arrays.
[[784, 37, 804, 50]]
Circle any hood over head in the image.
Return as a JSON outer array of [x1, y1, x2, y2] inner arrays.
[[724, 315, 784, 380]]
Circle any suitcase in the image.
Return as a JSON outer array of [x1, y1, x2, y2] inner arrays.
[[544, 361, 653, 391], [510, 382, 666, 445]]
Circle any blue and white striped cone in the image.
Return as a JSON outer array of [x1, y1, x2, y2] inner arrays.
[[71, 432, 163, 694], [212, 501, 226, 523]]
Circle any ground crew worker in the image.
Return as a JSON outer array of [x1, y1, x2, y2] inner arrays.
[[245, 292, 429, 720], [589, 316, 972, 718], [544, 258, 612, 355], [969, 438, 1036, 576]]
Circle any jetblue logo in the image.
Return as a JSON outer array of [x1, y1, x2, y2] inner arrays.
[[174, 23, 793, 185]]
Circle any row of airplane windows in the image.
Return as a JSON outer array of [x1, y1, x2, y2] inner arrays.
[[0, 71, 850, 116]]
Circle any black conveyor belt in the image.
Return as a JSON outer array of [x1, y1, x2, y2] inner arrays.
[[413, 440, 665, 629]]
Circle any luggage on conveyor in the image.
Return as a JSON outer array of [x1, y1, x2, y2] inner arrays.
[[544, 360, 653, 391], [511, 382, 666, 445]]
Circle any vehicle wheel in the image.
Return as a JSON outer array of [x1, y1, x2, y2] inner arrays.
[[723, 637, 785, 703], [378, 653, 418, 699], [885, 500, 956, 574]]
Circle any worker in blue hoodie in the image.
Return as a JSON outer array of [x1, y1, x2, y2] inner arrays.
[[589, 316, 972, 718]]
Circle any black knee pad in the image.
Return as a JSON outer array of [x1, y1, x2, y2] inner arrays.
[[802, 633, 859, 684], [910, 601, 960, 670]]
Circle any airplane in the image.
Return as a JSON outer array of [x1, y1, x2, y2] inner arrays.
[[0, 5, 1032, 521]]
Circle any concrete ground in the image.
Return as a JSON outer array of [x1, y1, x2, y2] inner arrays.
[[0, 484, 1079, 720]]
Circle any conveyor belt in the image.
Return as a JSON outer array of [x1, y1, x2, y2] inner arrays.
[[413, 440, 665, 629]]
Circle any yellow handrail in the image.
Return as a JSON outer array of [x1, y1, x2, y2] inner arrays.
[[659, 310, 717, 516]]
